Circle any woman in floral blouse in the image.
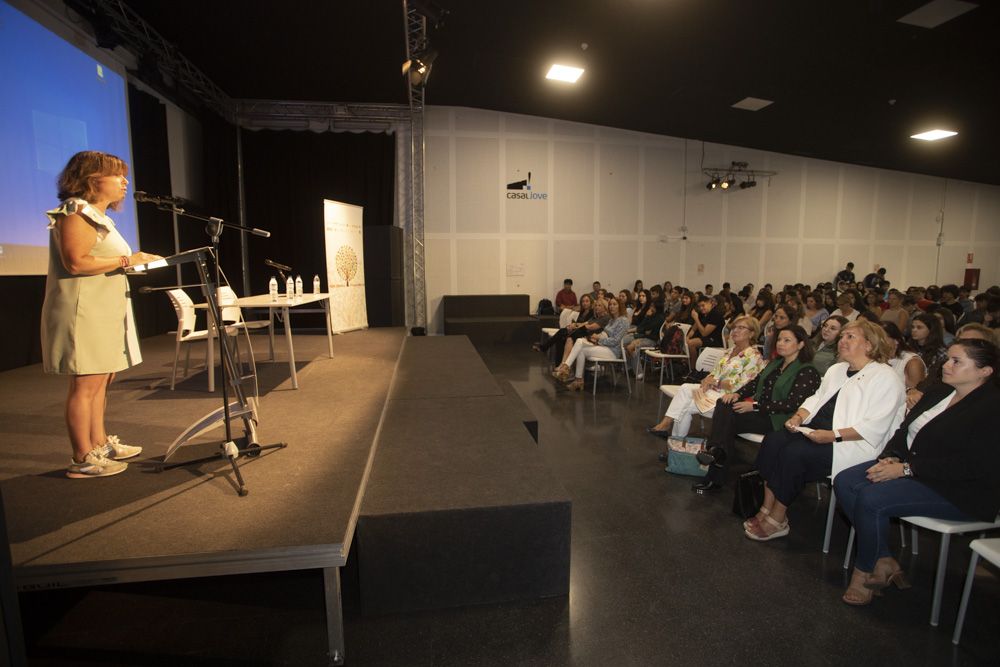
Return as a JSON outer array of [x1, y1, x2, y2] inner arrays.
[[647, 315, 766, 438]]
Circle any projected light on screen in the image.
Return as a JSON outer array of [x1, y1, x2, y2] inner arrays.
[[0, 0, 138, 275]]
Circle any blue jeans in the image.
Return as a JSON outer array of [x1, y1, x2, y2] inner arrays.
[[834, 461, 972, 572]]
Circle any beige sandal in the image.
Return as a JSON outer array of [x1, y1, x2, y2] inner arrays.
[[842, 568, 880, 606], [743, 506, 770, 532], [745, 513, 789, 541]]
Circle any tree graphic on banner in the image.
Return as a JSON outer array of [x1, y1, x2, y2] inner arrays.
[[335, 245, 359, 286]]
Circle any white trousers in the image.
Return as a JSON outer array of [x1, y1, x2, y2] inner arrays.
[[564, 337, 595, 368], [575, 345, 618, 378], [664, 383, 716, 437]]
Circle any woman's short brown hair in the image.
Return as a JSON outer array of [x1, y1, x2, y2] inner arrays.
[[57, 151, 129, 209], [842, 319, 893, 363]]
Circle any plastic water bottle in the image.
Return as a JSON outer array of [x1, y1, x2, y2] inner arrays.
[[285, 276, 294, 301], [313, 274, 321, 294], [295, 274, 303, 296], [269, 276, 278, 302]]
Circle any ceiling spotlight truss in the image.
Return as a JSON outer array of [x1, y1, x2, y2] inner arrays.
[[703, 161, 776, 192]]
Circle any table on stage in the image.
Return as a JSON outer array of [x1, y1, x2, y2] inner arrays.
[[195, 292, 335, 390]]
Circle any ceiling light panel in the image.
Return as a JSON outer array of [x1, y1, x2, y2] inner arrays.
[[731, 97, 774, 111], [897, 0, 978, 29], [910, 129, 958, 141], [546, 64, 584, 83]]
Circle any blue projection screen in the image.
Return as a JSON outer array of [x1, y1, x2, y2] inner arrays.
[[0, 0, 138, 275]]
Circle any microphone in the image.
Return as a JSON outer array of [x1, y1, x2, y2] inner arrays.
[[138, 284, 203, 294], [264, 259, 292, 272], [134, 191, 185, 205]]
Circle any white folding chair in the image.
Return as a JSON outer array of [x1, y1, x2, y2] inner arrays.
[[953, 538, 1000, 644], [657, 345, 726, 417], [217, 285, 274, 359], [166, 289, 213, 390], [840, 514, 1000, 626], [635, 320, 668, 379], [589, 339, 631, 396], [558, 308, 579, 329], [643, 322, 692, 386]]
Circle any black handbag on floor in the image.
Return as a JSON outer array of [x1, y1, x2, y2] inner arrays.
[[732, 470, 765, 519]]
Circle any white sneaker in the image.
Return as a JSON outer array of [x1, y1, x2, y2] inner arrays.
[[66, 450, 128, 479], [95, 435, 143, 460]]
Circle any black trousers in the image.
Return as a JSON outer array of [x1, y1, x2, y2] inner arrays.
[[704, 400, 772, 484], [540, 325, 590, 352], [754, 429, 833, 506]]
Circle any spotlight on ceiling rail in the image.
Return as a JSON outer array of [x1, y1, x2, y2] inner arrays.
[[402, 49, 438, 87], [739, 178, 757, 189], [720, 175, 736, 190], [706, 175, 721, 190], [702, 159, 776, 193]]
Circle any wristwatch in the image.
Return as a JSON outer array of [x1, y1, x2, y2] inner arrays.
[[833, 429, 843, 443], [902, 462, 913, 478]]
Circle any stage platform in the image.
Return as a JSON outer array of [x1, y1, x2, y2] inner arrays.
[[1, 329, 570, 664]]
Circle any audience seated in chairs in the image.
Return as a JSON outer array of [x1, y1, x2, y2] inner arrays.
[[687, 295, 726, 366], [811, 315, 848, 375], [834, 339, 1000, 605], [694, 325, 822, 494], [554, 278, 578, 312], [624, 297, 664, 376], [749, 291, 775, 333], [745, 320, 905, 542], [553, 297, 631, 391], [763, 303, 805, 358], [535, 293, 594, 355], [804, 292, 830, 331], [906, 312, 947, 407], [647, 314, 766, 439], [551, 297, 611, 368], [881, 322, 926, 392]]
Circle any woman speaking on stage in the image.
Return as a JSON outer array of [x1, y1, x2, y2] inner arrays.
[[41, 150, 161, 479]]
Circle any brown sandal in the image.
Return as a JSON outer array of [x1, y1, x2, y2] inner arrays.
[[843, 568, 881, 606], [745, 513, 789, 541]]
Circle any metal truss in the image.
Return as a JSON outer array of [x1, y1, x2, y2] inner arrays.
[[88, 0, 235, 121], [237, 100, 412, 132], [402, 0, 428, 330]]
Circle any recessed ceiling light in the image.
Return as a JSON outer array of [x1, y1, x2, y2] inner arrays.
[[897, 0, 978, 29], [731, 97, 774, 111], [910, 129, 958, 141], [546, 64, 584, 83]]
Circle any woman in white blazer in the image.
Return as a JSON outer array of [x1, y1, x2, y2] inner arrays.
[[744, 320, 905, 541]]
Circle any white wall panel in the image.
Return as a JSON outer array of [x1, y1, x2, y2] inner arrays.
[[840, 166, 876, 240], [972, 245, 999, 287], [597, 240, 637, 294], [505, 239, 548, 305], [425, 135, 451, 233], [975, 185, 1000, 242], [685, 241, 722, 289], [456, 239, 501, 294], [505, 113, 550, 135], [803, 160, 839, 239], [455, 137, 499, 233], [425, 106, 451, 132], [643, 145, 686, 235], [642, 240, 681, 286], [504, 139, 549, 233], [801, 244, 838, 286], [553, 240, 595, 289], [938, 246, 972, 287], [727, 177, 764, 238], [905, 245, 939, 286], [685, 179, 723, 238], [872, 244, 905, 286], [765, 155, 803, 239], [723, 242, 761, 287], [875, 171, 911, 240], [763, 242, 799, 282], [553, 141, 595, 233], [454, 108, 500, 132], [553, 120, 595, 138], [944, 180, 976, 243], [598, 144, 640, 235], [910, 175, 946, 242], [425, 238, 452, 334], [838, 243, 874, 278]]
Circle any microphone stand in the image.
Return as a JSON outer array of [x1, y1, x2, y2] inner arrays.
[[150, 202, 284, 496]]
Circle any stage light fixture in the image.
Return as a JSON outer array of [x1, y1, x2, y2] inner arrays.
[[720, 175, 736, 190], [739, 178, 757, 189], [706, 175, 721, 190], [402, 49, 438, 87]]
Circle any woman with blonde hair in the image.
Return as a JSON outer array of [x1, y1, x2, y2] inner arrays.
[[42, 151, 161, 478], [745, 320, 905, 541]]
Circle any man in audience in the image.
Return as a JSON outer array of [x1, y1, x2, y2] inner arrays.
[[720, 282, 743, 315], [862, 267, 886, 290], [958, 285, 974, 317], [589, 281, 601, 301], [554, 278, 577, 312], [962, 293, 990, 325], [835, 262, 855, 286], [704, 284, 714, 296], [939, 284, 965, 320], [686, 295, 725, 365]]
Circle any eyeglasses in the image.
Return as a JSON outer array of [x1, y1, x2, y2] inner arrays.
[[731, 325, 751, 331]]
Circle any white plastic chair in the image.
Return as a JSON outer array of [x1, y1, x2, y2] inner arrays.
[[952, 538, 1000, 644], [643, 322, 692, 386], [558, 308, 579, 329], [217, 286, 274, 356], [167, 289, 213, 390], [589, 339, 631, 396], [658, 346, 726, 416], [841, 514, 1000, 626]]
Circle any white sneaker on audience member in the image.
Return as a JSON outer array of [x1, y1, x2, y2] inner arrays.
[[95, 434, 143, 460], [66, 450, 128, 479]]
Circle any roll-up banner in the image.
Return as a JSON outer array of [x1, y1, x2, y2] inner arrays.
[[323, 199, 368, 332]]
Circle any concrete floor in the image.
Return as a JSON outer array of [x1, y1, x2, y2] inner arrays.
[[17, 341, 1000, 666]]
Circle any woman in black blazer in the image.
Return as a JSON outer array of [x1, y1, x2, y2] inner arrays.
[[834, 339, 1000, 606]]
